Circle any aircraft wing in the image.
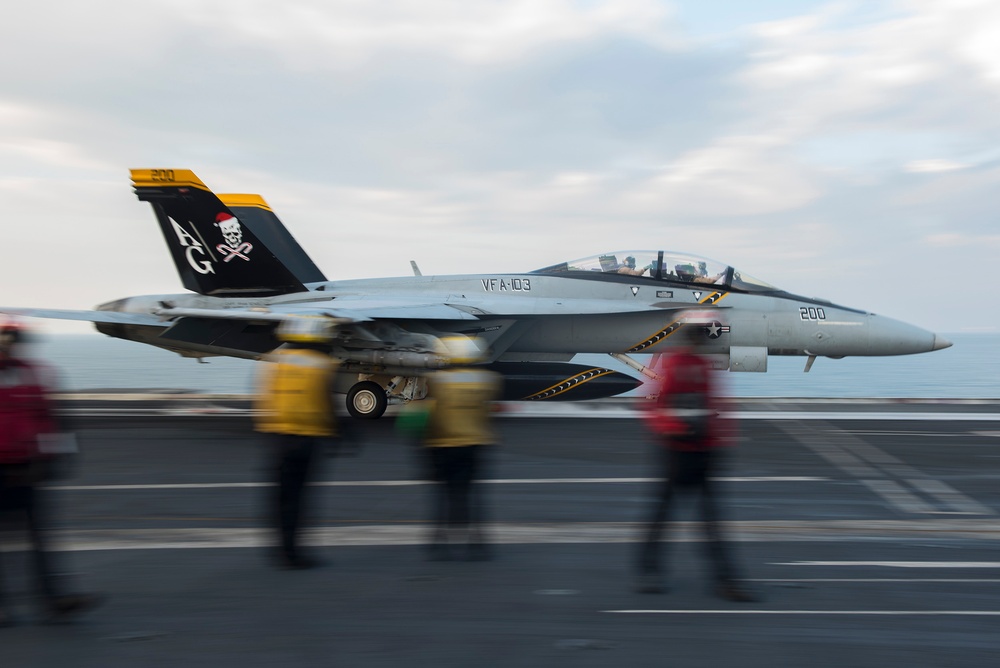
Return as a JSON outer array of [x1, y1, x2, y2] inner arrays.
[[153, 295, 680, 323], [0, 307, 164, 327], [319, 293, 682, 317], [446, 296, 681, 316], [155, 300, 482, 324], [4, 294, 686, 330]]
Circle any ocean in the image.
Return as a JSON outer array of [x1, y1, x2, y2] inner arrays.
[[20, 333, 1000, 399]]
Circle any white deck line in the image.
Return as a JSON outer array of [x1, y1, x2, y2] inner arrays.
[[49, 476, 827, 491], [58, 404, 1000, 421], [605, 610, 1000, 616], [5, 519, 1000, 553]]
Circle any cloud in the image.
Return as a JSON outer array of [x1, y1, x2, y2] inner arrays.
[[922, 232, 1000, 248], [0, 138, 111, 172], [624, 135, 821, 216], [738, 1, 1000, 155], [176, 0, 682, 68], [904, 159, 968, 173]]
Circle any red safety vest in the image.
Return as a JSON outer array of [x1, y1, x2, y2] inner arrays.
[[644, 349, 726, 450], [0, 360, 57, 464]]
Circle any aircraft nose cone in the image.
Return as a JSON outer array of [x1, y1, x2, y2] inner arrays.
[[933, 334, 953, 351], [867, 315, 945, 356]]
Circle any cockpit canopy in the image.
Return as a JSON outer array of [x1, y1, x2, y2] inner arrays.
[[531, 250, 777, 293]]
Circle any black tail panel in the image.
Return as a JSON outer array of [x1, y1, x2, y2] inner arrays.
[[131, 169, 306, 297], [219, 194, 327, 284]]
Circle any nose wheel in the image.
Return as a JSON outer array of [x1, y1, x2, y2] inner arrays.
[[346, 381, 388, 419]]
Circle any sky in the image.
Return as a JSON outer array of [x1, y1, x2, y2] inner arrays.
[[0, 0, 996, 336]]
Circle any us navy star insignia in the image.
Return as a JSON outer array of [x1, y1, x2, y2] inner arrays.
[[706, 321, 730, 339]]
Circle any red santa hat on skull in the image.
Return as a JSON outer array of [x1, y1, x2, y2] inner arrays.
[[215, 212, 242, 239]]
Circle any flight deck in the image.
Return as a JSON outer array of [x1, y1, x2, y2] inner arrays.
[[3, 398, 999, 666]]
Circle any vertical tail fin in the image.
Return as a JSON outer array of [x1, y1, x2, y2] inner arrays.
[[130, 169, 307, 296], [217, 193, 327, 284]]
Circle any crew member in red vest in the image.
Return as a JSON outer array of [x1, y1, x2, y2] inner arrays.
[[635, 312, 756, 602], [0, 322, 102, 626]]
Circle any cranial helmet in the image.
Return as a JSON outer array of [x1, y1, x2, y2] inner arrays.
[[438, 335, 487, 365], [0, 319, 27, 346], [276, 316, 338, 344]]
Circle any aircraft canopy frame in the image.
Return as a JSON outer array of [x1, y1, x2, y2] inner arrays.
[[531, 250, 778, 293]]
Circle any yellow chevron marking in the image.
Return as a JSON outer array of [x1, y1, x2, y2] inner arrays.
[[627, 319, 685, 353], [523, 368, 617, 401], [699, 291, 730, 306]]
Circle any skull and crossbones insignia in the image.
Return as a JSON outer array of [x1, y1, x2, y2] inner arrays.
[[214, 213, 253, 262]]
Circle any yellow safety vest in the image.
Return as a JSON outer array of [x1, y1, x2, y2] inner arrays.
[[254, 348, 339, 437], [425, 368, 502, 447]]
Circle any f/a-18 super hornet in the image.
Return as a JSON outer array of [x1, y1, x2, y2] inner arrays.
[[2, 169, 951, 418]]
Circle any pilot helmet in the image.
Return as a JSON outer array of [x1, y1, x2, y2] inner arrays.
[[438, 335, 488, 365], [276, 316, 338, 344], [625, 256, 636, 267]]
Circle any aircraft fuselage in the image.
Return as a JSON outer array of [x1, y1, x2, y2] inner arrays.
[[96, 272, 947, 370]]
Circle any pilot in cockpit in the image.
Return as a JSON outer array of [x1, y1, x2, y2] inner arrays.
[[617, 256, 650, 276], [693, 261, 726, 285]]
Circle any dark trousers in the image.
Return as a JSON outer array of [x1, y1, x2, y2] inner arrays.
[[427, 445, 486, 545], [270, 435, 319, 560], [0, 464, 59, 607], [637, 445, 735, 583]]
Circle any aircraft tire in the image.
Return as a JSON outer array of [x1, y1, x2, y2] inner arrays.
[[347, 381, 388, 419]]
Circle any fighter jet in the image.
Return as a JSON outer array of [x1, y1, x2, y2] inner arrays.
[[2, 169, 951, 418]]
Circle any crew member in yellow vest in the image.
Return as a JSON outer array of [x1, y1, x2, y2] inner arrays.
[[423, 336, 502, 561], [255, 316, 341, 570]]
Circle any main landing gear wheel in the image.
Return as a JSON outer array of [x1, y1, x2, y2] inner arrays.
[[346, 381, 388, 419]]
